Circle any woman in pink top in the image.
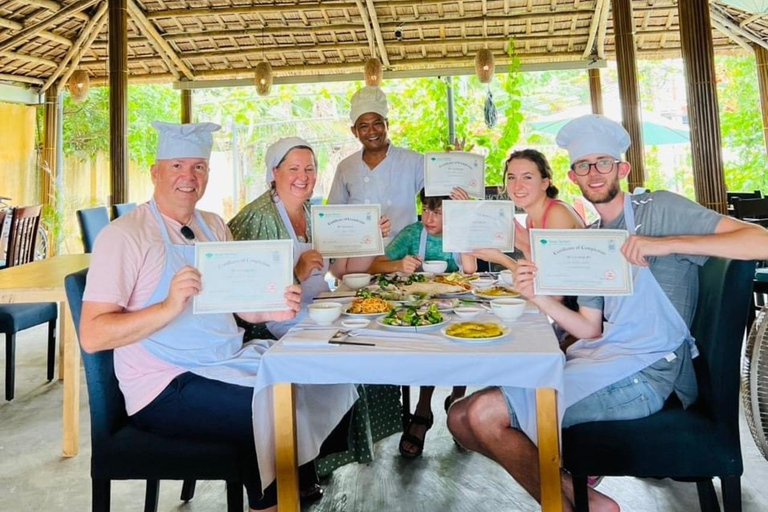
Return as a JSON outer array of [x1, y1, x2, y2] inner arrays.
[[472, 148, 585, 269]]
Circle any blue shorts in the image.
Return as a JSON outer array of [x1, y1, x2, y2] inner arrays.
[[502, 370, 666, 430]]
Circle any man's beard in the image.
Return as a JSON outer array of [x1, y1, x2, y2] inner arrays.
[[581, 178, 621, 205]]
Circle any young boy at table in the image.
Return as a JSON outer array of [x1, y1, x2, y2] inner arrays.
[[368, 189, 477, 458]]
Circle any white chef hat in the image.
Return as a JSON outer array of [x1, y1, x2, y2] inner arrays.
[[349, 86, 389, 125], [555, 114, 631, 164], [153, 121, 221, 160], [265, 137, 317, 184]]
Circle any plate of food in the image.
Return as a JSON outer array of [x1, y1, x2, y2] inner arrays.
[[343, 297, 394, 317], [441, 321, 510, 343], [376, 304, 449, 331], [401, 297, 460, 311], [376, 272, 429, 290], [472, 286, 521, 299], [433, 272, 473, 291]]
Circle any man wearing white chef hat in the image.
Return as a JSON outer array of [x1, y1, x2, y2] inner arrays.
[[80, 122, 357, 511], [447, 114, 768, 511]]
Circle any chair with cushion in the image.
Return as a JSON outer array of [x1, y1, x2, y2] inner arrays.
[[111, 202, 137, 220], [562, 257, 755, 512], [0, 205, 56, 401], [76, 207, 110, 254], [65, 269, 246, 512]]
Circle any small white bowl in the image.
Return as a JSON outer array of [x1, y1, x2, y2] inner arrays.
[[490, 298, 526, 322], [341, 318, 370, 330], [342, 273, 372, 290], [499, 270, 514, 287], [453, 306, 482, 319], [308, 302, 343, 325], [470, 277, 496, 288], [422, 260, 448, 273]]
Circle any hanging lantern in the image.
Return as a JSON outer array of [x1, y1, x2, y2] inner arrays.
[[254, 61, 273, 96], [474, 49, 495, 84], [363, 57, 383, 87], [68, 69, 90, 103]]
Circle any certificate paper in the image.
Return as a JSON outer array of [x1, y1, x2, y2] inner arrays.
[[424, 152, 485, 199], [311, 204, 384, 258], [530, 229, 633, 296], [193, 240, 293, 314], [442, 200, 515, 252]]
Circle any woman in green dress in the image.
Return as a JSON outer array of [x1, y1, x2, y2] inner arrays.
[[228, 137, 403, 478]]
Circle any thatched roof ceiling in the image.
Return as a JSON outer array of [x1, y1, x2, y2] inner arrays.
[[0, 0, 765, 92]]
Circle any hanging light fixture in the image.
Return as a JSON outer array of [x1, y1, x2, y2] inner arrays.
[[254, 61, 273, 96], [363, 57, 383, 87], [68, 69, 90, 103], [474, 49, 495, 84]]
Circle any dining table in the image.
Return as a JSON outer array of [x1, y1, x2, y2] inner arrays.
[[253, 306, 566, 512], [0, 253, 90, 457]]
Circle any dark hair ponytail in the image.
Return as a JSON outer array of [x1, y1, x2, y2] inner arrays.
[[504, 149, 558, 199]]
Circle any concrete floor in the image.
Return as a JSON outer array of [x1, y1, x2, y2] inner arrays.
[[2, 324, 768, 511]]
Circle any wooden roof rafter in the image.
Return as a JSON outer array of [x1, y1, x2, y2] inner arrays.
[[0, 0, 97, 53]]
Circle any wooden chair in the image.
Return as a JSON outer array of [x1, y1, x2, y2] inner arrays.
[[0, 205, 56, 400]]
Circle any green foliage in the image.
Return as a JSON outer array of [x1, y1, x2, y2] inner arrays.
[[716, 55, 767, 193], [62, 84, 180, 169]]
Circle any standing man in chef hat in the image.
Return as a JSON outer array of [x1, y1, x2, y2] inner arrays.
[[446, 114, 768, 511], [80, 122, 358, 512]]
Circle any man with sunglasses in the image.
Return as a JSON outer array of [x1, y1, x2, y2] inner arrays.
[[446, 114, 768, 511]]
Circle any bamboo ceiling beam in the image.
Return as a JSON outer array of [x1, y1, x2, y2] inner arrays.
[[0, 72, 45, 85], [582, 0, 607, 58], [0, 16, 74, 46], [352, 0, 377, 56], [43, 1, 108, 92], [596, 0, 611, 58], [127, 0, 194, 80], [364, 0, 391, 66], [0, 0, 98, 53], [146, 2, 358, 19], [711, 18, 752, 52], [56, 6, 109, 94], [25, 0, 90, 22], [710, 8, 768, 51], [0, 51, 57, 67], [740, 13, 764, 28]]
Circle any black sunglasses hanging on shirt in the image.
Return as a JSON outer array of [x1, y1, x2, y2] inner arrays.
[[180, 226, 195, 240]]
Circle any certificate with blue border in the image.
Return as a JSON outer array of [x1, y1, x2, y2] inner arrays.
[[530, 229, 633, 296], [311, 204, 384, 258], [193, 240, 294, 314], [442, 200, 515, 252]]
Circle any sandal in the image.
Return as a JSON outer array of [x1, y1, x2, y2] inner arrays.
[[398, 412, 434, 459], [444, 395, 454, 413], [300, 483, 324, 504]]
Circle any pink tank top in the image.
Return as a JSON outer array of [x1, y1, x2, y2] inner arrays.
[[526, 199, 584, 229]]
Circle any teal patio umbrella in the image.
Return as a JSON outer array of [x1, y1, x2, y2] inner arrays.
[[530, 108, 690, 146]]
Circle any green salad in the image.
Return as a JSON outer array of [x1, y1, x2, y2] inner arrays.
[[376, 272, 428, 289], [382, 304, 443, 326]]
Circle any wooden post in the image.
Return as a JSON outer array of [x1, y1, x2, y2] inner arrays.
[[181, 88, 192, 123], [678, 0, 727, 213], [588, 68, 604, 115], [109, 0, 128, 205], [41, 89, 58, 207], [536, 388, 564, 512], [274, 383, 300, 512], [755, 44, 768, 158], [611, 0, 645, 192]]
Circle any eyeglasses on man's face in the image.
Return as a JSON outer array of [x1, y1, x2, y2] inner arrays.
[[570, 158, 621, 176]]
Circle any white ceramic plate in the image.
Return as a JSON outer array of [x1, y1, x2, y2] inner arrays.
[[472, 287, 521, 300], [375, 317, 451, 332], [441, 323, 510, 343]]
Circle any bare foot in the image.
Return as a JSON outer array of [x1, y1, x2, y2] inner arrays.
[[399, 405, 433, 457]]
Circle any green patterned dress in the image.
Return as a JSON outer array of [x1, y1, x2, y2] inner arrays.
[[228, 190, 403, 476]]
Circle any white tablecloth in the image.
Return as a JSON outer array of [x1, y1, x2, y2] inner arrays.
[[253, 308, 566, 488]]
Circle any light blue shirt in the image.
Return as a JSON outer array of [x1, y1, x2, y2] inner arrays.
[[327, 143, 425, 240]]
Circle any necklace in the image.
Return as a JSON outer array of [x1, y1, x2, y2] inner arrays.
[[287, 209, 307, 240]]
